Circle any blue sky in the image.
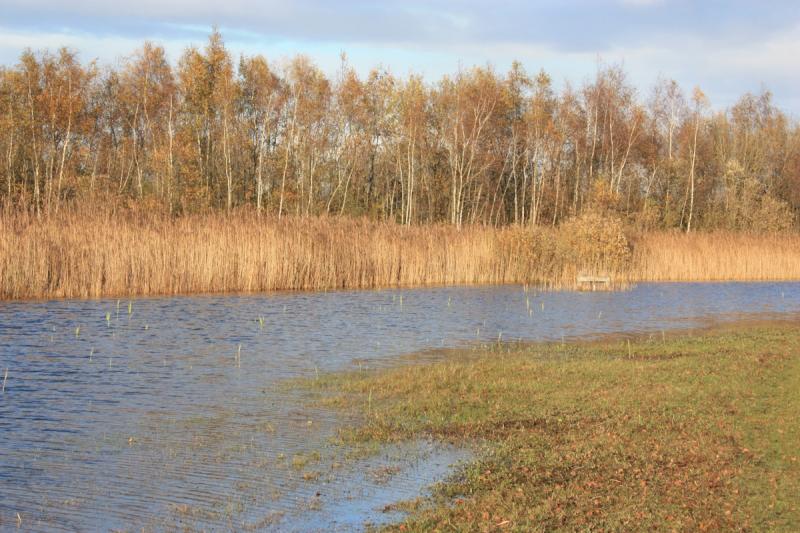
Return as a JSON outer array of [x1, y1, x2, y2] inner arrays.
[[1, 0, 798, 113]]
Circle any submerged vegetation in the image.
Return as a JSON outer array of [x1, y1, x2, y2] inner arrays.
[[3, 210, 800, 299], [306, 323, 800, 531]]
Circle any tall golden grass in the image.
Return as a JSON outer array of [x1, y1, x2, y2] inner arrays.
[[1, 210, 799, 300], [633, 231, 800, 281], [0, 211, 532, 299]]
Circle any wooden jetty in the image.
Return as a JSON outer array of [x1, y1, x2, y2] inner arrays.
[[576, 274, 612, 291]]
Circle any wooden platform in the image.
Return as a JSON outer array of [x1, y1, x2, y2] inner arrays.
[[576, 274, 611, 291]]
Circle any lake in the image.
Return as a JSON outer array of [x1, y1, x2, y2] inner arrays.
[[1, 282, 798, 531]]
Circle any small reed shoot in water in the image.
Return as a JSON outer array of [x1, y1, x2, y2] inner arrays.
[[75, 325, 80, 337], [2, 368, 7, 393], [258, 316, 264, 329], [127, 301, 133, 315], [89, 347, 94, 361], [236, 343, 242, 368], [105, 312, 111, 326]]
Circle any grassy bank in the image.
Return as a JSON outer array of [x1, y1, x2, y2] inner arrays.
[[306, 323, 800, 531], [2, 211, 800, 299]]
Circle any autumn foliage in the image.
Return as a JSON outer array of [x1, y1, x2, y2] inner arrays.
[[1, 32, 799, 299], [0, 32, 798, 232]]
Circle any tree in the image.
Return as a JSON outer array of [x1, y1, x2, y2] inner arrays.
[[436, 67, 500, 227], [119, 42, 174, 200], [0, 32, 797, 231], [238, 54, 281, 212], [686, 86, 708, 233]]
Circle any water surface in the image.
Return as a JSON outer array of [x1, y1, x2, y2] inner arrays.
[[1, 282, 798, 530]]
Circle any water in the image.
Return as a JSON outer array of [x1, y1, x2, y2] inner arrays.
[[1, 282, 798, 531]]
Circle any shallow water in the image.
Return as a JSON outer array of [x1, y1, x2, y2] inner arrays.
[[1, 282, 798, 531]]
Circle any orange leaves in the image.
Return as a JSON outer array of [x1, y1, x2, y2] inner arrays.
[[1, 35, 798, 230]]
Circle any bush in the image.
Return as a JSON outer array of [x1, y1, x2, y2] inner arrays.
[[751, 194, 795, 233], [558, 211, 632, 272], [502, 211, 633, 286], [730, 178, 795, 233]]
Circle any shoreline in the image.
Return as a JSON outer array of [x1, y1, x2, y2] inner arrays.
[[299, 319, 800, 530], [2, 278, 799, 304]]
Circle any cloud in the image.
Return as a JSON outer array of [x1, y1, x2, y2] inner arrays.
[[3, 0, 798, 50], [0, 0, 798, 113]]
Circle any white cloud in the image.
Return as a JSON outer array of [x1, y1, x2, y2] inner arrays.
[[1, 3, 799, 114]]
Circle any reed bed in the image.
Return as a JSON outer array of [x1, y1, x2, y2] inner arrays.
[[1, 211, 799, 300], [634, 231, 800, 282], [0, 212, 539, 299]]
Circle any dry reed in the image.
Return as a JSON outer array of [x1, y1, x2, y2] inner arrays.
[[633, 231, 800, 282], [0, 211, 540, 299], [1, 211, 799, 300]]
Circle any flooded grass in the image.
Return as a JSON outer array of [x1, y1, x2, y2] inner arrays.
[[306, 323, 800, 531]]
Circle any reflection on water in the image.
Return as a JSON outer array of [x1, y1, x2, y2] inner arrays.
[[0, 282, 798, 530]]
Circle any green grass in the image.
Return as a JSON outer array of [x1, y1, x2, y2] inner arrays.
[[304, 323, 800, 531]]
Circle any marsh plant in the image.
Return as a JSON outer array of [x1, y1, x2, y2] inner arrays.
[[2, 211, 800, 299]]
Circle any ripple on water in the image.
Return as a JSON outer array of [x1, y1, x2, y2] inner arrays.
[[0, 282, 798, 530]]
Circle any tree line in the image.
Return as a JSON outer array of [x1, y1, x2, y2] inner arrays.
[[1, 31, 798, 231]]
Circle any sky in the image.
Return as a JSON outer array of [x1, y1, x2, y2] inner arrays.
[[1, 0, 798, 114]]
